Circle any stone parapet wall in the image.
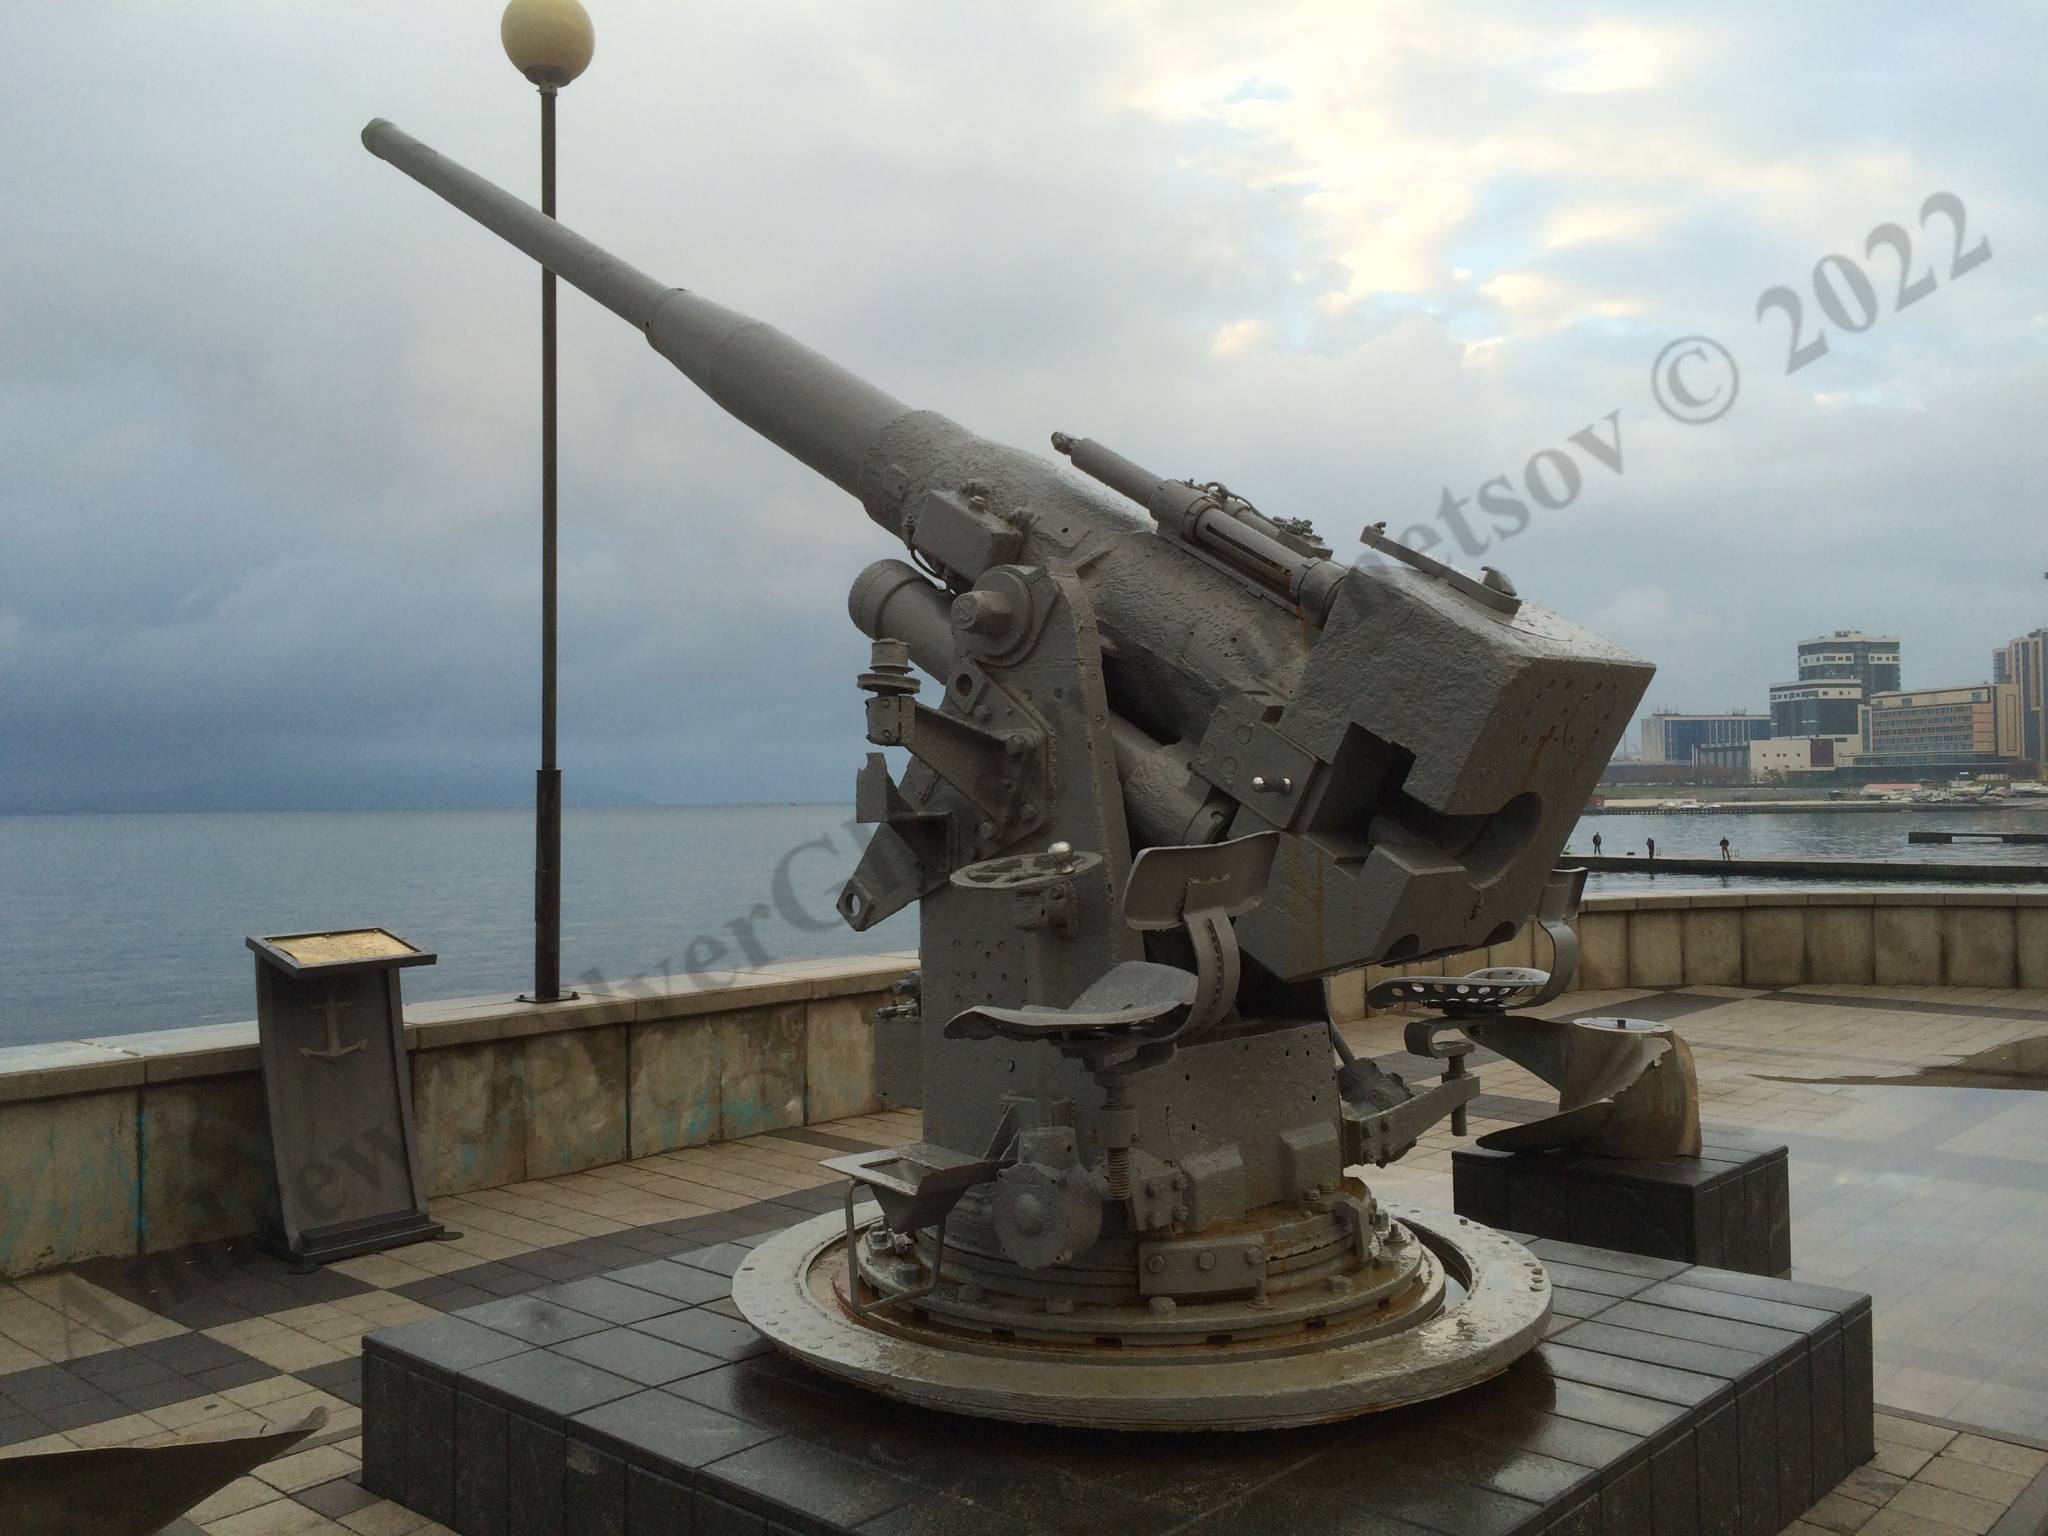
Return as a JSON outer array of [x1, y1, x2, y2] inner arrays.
[[1323, 889, 2048, 1022], [0, 954, 913, 1280], [3, 888, 2044, 1279]]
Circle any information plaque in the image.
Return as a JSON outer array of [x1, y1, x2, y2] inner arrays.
[[246, 927, 446, 1266]]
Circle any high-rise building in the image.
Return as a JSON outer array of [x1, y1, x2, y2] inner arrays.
[[1768, 681, 1865, 737], [1638, 710, 1773, 764], [1996, 628, 2046, 768], [1798, 631, 1902, 694], [1770, 631, 1901, 739]]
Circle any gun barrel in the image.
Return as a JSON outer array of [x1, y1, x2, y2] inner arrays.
[[361, 118, 910, 496]]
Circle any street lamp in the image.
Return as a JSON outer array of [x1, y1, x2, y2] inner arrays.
[[503, 0, 594, 1004]]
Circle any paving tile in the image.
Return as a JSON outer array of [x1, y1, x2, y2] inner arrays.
[[1942, 1431, 2048, 1478], [1853, 1510, 1977, 1536], [1798, 1490, 1877, 1532], [254, 1442, 362, 1494], [187, 1476, 279, 1522], [223, 1374, 315, 1409], [673, 1243, 750, 1278], [235, 1331, 354, 1374], [503, 1252, 605, 1283], [1835, 1462, 1908, 1507], [294, 1357, 365, 1406], [555, 1237, 652, 1268], [32, 1390, 130, 1430], [70, 1348, 179, 1386], [605, 1260, 731, 1306], [193, 1357, 278, 1394], [1914, 1449, 2033, 1507], [337, 1503, 431, 1535], [854, 1489, 1071, 1535], [530, 1275, 683, 1326], [1870, 1439, 1939, 1479], [464, 1347, 642, 1419], [1878, 1477, 2007, 1534], [463, 1268, 549, 1300], [569, 1386, 779, 1471], [452, 1296, 609, 1348], [551, 1328, 724, 1387], [203, 1497, 340, 1534], [628, 1307, 768, 1363], [296, 1476, 382, 1519], [1872, 1411, 1959, 1452], [67, 1409, 165, 1448], [702, 1434, 922, 1529]]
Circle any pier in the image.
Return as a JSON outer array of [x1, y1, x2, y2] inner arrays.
[[1909, 829, 2048, 844], [1592, 797, 2048, 814], [1573, 853, 2048, 882]]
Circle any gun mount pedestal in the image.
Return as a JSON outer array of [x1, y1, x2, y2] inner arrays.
[[735, 836, 1552, 1430]]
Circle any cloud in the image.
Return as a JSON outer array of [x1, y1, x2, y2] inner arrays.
[[1, 2, 2044, 810]]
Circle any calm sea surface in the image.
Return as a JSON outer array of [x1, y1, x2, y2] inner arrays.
[[2, 803, 2043, 1047], [0, 806, 912, 1048]]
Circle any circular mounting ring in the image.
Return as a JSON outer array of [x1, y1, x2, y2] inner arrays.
[[733, 1203, 1550, 1431]]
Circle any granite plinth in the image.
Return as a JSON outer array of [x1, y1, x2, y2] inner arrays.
[[1453, 1127, 1792, 1277], [362, 1229, 1871, 1536]]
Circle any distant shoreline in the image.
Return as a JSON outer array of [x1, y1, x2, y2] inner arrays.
[[0, 800, 858, 818]]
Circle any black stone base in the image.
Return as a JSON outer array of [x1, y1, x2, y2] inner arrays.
[[1453, 1127, 1792, 1277], [362, 1228, 1871, 1536]]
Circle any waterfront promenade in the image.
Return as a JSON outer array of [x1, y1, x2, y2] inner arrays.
[[4, 968, 2048, 1532]]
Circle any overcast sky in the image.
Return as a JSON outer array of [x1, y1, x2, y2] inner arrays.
[[3, 2, 2044, 812]]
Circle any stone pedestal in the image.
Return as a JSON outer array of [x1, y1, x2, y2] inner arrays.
[[362, 1226, 1869, 1536], [1453, 1127, 1791, 1277]]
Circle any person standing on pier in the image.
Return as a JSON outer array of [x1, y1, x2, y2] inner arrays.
[[1719, 837, 1732, 862], [1592, 833, 1602, 856], [1646, 836, 1656, 862]]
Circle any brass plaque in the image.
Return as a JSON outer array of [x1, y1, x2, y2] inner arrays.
[[269, 929, 418, 968]]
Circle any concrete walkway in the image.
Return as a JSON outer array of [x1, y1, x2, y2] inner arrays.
[[3, 988, 2047, 1534]]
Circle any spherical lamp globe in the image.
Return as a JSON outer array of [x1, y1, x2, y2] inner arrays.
[[501, 0, 594, 89]]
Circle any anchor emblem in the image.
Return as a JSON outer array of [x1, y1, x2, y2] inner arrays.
[[301, 987, 368, 1063]]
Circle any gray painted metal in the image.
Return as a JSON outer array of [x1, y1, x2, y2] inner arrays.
[[0, 1409, 326, 1536], [360, 118, 1654, 987], [733, 1204, 1550, 1430], [1469, 1015, 1704, 1159], [245, 930, 444, 1266], [363, 121, 1653, 1426]]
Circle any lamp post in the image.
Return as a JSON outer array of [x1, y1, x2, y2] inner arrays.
[[502, 0, 594, 1004]]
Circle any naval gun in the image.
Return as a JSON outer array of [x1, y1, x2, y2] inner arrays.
[[363, 119, 1656, 1430]]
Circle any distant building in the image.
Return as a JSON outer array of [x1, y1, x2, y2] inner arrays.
[[1996, 628, 2046, 768], [1798, 631, 1901, 695], [1768, 681, 1865, 738], [1769, 631, 1900, 738], [1860, 683, 2023, 771], [1694, 736, 1853, 780], [1638, 711, 1773, 765]]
